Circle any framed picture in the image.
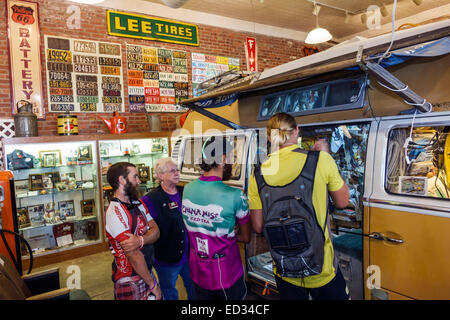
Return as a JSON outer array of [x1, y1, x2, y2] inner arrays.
[[87, 220, 98, 240], [53, 222, 74, 247], [138, 166, 150, 183], [73, 220, 88, 241], [39, 150, 61, 167], [99, 143, 109, 157], [42, 174, 54, 190], [61, 172, 76, 181], [77, 144, 92, 161], [28, 204, 45, 226], [44, 202, 59, 224], [81, 199, 95, 217], [398, 176, 428, 196], [15, 179, 29, 196], [48, 172, 61, 184], [151, 139, 163, 152], [17, 207, 31, 229], [29, 174, 44, 191], [58, 200, 75, 220]]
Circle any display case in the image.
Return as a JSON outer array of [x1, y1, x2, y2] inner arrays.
[[2, 132, 173, 269], [3, 137, 102, 261], [98, 133, 171, 216]]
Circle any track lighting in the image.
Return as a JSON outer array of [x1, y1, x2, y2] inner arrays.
[[380, 3, 389, 17], [344, 10, 350, 24], [361, 13, 367, 24]]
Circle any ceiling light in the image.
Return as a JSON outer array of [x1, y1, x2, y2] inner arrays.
[[305, 4, 333, 44], [305, 27, 332, 44], [344, 10, 350, 24], [161, 0, 190, 8], [68, 0, 104, 4]]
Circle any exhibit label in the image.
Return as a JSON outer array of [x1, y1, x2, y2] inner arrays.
[[107, 10, 199, 46]]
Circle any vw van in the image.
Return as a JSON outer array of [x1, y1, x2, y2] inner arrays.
[[173, 20, 450, 300]]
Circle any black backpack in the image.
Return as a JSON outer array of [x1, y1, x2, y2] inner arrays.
[[254, 149, 327, 278]]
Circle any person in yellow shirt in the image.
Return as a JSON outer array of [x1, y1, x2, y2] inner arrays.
[[248, 112, 350, 300]]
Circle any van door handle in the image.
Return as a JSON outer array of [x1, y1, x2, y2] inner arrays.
[[369, 232, 403, 244], [385, 236, 403, 244]]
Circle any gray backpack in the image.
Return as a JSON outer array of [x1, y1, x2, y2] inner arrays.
[[254, 149, 326, 278]]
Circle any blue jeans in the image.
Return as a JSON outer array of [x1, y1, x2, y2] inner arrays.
[[155, 261, 196, 300], [274, 267, 350, 300]]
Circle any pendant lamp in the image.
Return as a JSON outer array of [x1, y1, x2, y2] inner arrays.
[[305, 4, 332, 44]]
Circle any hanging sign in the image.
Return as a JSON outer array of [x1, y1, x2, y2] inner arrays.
[[245, 37, 257, 72], [7, 0, 44, 119], [107, 10, 199, 46]]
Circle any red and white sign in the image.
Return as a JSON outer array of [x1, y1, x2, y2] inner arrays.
[[245, 37, 258, 72], [7, 0, 44, 119]]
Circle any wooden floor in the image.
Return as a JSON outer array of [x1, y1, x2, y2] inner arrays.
[[32, 249, 189, 300], [31, 250, 263, 300]]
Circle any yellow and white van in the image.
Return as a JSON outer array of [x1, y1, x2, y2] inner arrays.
[[174, 20, 450, 300]]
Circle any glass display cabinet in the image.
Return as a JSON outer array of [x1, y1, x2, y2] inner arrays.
[[2, 132, 173, 269], [98, 132, 170, 216], [3, 137, 102, 261]]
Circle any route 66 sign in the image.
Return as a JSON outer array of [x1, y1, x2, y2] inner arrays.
[[10, 4, 35, 25]]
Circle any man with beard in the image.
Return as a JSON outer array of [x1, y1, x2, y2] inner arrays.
[[105, 162, 162, 300], [181, 136, 251, 300]]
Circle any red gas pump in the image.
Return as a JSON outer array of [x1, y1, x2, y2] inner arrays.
[[0, 171, 22, 274]]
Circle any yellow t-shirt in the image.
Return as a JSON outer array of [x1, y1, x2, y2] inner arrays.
[[248, 144, 344, 288]]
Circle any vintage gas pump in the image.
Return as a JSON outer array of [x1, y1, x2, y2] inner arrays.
[[0, 171, 22, 274]]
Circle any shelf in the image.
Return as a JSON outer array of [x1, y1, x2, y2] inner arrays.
[[19, 215, 98, 231], [100, 152, 165, 159], [16, 186, 96, 199], [11, 162, 95, 172], [102, 182, 157, 190]]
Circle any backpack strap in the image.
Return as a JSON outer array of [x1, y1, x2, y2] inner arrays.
[[298, 150, 320, 183], [253, 164, 266, 194], [254, 147, 315, 192], [297, 150, 328, 234]]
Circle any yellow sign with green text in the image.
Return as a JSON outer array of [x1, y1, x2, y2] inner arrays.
[[107, 10, 199, 46]]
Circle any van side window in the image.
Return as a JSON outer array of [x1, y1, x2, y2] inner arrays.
[[386, 126, 450, 199]]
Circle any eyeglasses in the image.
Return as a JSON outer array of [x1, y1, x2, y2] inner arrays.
[[167, 168, 179, 174]]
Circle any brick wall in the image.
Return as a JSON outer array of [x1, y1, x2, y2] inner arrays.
[[0, 0, 315, 136]]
